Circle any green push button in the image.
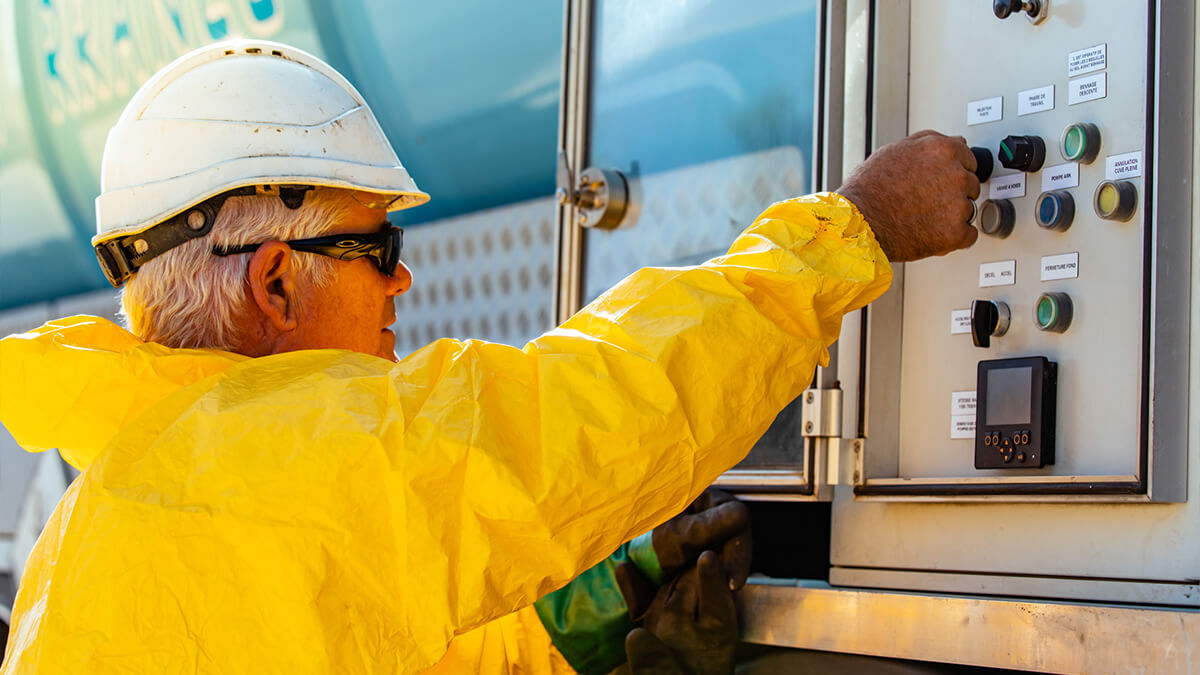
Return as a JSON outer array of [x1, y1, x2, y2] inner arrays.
[[1060, 122, 1100, 163], [1035, 292, 1073, 333]]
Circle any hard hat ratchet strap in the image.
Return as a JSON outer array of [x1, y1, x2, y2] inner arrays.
[[95, 186, 256, 288]]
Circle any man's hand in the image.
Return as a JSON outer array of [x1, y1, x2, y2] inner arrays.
[[837, 130, 981, 262], [624, 551, 739, 675], [616, 489, 752, 619]]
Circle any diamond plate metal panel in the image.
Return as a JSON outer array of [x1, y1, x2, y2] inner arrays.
[[583, 146, 809, 301], [391, 197, 558, 356]]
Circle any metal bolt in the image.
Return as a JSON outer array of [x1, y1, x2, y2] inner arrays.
[[805, 421, 814, 433], [805, 392, 815, 404], [186, 210, 207, 231]]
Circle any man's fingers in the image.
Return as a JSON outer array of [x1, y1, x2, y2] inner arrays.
[[625, 628, 686, 675], [959, 222, 980, 249], [719, 530, 753, 590], [616, 561, 658, 620], [907, 128, 943, 140], [965, 170, 982, 201], [950, 136, 977, 173], [695, 551, 737, 627]]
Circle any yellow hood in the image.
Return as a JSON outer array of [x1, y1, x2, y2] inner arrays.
[[0, 316, 246, 470]]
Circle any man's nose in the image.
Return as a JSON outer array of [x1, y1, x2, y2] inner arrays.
[[387, 260, 413, 296]]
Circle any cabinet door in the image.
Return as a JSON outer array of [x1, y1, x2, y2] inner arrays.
[[558, 0, 834, 496]]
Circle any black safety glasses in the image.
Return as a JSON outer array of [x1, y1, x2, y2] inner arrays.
[[212, 226, 404, 276]]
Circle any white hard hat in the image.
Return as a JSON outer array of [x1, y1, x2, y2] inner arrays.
[[93, 39, 429, 287]]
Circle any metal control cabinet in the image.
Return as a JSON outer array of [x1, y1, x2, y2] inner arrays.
[[831, 0, 1197, 605]]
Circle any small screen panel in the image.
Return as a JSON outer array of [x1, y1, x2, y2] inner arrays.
[[986, 366, 1032, 426]]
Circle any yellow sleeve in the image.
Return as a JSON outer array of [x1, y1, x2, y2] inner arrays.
[[1, 193, 889, 674], [389, 192, 890, 663]]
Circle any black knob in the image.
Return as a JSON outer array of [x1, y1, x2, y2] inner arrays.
[[970, 147, 994, 183], [998, 135, 1046, 172], [979, 199, 1015, 238], [971, 299, 1011, 349], [993, 0, 1022, 19]]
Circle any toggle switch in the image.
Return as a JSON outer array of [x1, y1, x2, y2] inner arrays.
[[971, 299, 1011, 348], [1061, 122, 1101, 163], [1035, 190, 1074, 231], [992, 0, 1048, 24], [998, 135, 1046, 173], [1094, 180, 1138, 221], [979, 199, 1015, 238], [1034, 292, 1073, 333], [970, 146, 994, 183]]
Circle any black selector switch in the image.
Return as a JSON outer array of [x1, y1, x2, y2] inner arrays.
[[993, 0, 1047, 23], [978, 199, 1015, 238], [998, 134, 1046, 173], [970, 147, 994, 183], [970, 299, 1011, 349]]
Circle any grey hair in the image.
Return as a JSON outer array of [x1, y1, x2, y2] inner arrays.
[[121, 188, 364, 350]]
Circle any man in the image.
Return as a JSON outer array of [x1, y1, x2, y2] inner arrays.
[[0, 40, 978, 673]]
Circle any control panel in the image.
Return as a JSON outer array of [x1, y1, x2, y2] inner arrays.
[[830, 0, 1194, 609], [850, 0, 1190, 498]]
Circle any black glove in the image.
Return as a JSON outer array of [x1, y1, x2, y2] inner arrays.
[[624, 551, 739, 675], [619, 488, 752, 619]]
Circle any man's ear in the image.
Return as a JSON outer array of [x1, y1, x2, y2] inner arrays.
[[247, 241, 299, 332]]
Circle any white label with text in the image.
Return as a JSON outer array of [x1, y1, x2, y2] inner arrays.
[[1068, 44, 1107, 76], [1041, 163, 1080, 191], [952, 391, 978, 415], [990, 173, 1026, 199], [967, 96, 1003, 126], [1069, 72, 1107, 104], [980, 260, 1016, 287], [1018, 85, 1055, 116], [951, 415, 977, 440], [1040, 252, 1080, 281], [951, 309, 972, 335], [1106, 151, 1143, 179]]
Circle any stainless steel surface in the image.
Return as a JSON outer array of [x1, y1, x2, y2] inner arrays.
[[801, 388, 844, 438], [554, 0, 590, 322], [830, 566, 1199, 607], [738, 582, 1200, 673]]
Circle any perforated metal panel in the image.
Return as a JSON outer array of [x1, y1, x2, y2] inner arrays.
[[583, 146, 809, 302], [391, 197, 558, 356]]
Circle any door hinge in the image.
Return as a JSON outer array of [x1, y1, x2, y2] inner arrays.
[[801, 387, 843, 438]]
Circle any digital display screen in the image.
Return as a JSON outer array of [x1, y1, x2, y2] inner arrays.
[[986, 366, 1032, 426]]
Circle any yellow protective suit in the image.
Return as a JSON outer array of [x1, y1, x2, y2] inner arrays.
[[0, 194, 890, 674]]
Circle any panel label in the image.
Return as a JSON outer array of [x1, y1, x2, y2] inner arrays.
[[1040, 252, 1080, 281], [966, 96, 1004, 125], [980, 260, 1016, 287], [1106, 151, 1143, 179], [1018, 85, 1055, 116], [952, 390, 977, 415], [951, 309, 972, 334], [951, 415, 977, 440], [1068, 44, 1107, 76], [1068, 72, 1107, 105], [990, 173, 1026, 199], [1041, 163, 1080, 191]]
